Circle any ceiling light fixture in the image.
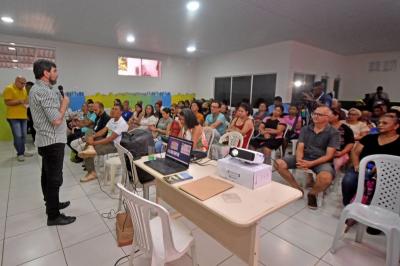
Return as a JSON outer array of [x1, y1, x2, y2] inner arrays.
[[126, 35, 135, 43], [12, 59, 18, 63], [294, 80, 303, 88], [186, 1, 200, 12], [186, 45, 196, 53], [8, 47, 16, 51], [1, 16, 14, 24]]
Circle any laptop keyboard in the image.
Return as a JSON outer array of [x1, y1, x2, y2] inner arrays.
[[146, 159, 186, 175]]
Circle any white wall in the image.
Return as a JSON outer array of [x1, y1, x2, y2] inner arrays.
[[195, 41, 293, 102], [343, 51, 400, 101], [289, 41, 347, 98], [0, 33, 197, 95]]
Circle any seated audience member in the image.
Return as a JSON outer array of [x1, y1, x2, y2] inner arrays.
[[331, 99, 346, 120], [370, 104, 385, 125], [179, 109, 208, 152], [128, 103, 143, 130], [154, 100, 162, 119], [121, 100, 133, 122], [253, 102, 269, 133], [204, 100, 227, 137], [79, 105, 128, 182], [202, 101, 211, 118], [167, 105, 183, 137], [114, 98, 122, 106], [170, 104, 177, 117], [329, 109, 355, 172], [342, 111, 400, 207], [227, 102, 254, 149], [282, 105, 302, 139], [360, 109, 376, 129], [344, 108, 370, 141], [250, 106, 286, 163], [184, 100, 190, 108], [67, 103, 96, 153], [138, 104, 158, 130], [191, 101, 204, 125], [70, 102, 110, 161], [220, 103, 231, 123], [151, 108, 173, 152], [268, 96, 289, 114], [275, 106, 340, 209], [303, 82, 333, 110]]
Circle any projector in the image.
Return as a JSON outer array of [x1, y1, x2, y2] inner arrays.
[[228, 147, 264, 164]]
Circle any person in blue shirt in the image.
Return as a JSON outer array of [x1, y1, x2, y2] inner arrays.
[[204, 100, 227, 137], [268, 96, 289, 115], [121, 100, 133, 122]]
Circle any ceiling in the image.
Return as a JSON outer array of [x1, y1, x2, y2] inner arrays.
[[0, 0, 400, 57]]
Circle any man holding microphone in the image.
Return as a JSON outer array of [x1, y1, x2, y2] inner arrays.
[[29, 59, 76, 226]]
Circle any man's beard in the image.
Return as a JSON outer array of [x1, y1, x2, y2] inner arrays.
[[49, 78, 57, 85]]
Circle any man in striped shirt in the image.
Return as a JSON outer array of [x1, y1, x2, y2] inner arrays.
[[29, 59, 76, 226]]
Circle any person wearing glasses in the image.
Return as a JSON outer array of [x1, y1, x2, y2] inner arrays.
[[204, 100, 227, 137], [275, 106, 340, 210], [3, 76, 34, 161]]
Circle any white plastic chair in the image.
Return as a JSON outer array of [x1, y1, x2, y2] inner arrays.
[[203, 126, 215, 158], [117, 183, 198, 266], [114, 142, 155, 201], [218, 131, 243, 148], [330, 154, 400, 266]]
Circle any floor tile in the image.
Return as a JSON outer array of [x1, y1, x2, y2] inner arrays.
[[293, 208, 339, 236], [19, 250, 67, 266], [277, 198, 306, 216], [65, 196, 96, 217], [191, 228, 232, 266], [64, 232, 125, 266], [272, 218, 334, 258], [218, 255, 264, 266], [79, 180, 102, 195], [5, 208, 47, 238], [3, 227, 61, 266], [62, 175, 78, 188], [0, 217, 5, 240], [8, 185, 42, 200], [259, 233, 319, 266], [88, 191, 119, 211], [0, 200, 7, 218], [57, 211, 109, 248], [315, 259, 332, 266], [260, 211, 289, 231], [7, 195, 44, 216], [60, 185, 86, 201], [0, 240, 3, 263]]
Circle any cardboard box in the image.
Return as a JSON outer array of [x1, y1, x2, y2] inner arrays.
[[217, 157, 272, 189]]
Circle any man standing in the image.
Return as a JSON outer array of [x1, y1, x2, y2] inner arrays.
[[3, 76, 34, 161], [29, 59, 76, 226], [275, 106, 340, 209]]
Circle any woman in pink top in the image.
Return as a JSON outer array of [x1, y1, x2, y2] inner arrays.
[[282, 105, 302, 137]]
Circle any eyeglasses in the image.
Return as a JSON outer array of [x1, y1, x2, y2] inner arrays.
[[311, 112, 328, 117]]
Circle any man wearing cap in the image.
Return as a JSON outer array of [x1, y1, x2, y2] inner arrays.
[[3, 76, 34, 161]]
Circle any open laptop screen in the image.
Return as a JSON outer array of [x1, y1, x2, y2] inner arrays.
[[166, 136, 193, 166]]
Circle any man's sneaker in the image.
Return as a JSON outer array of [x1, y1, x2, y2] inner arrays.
[[47, 214, 76, 226], [307, 193, 318, 210], [24, 151, 34, 157], [78, 145, 97, 158], [17, 155, 25, 162], [80, 172, 97, 183]]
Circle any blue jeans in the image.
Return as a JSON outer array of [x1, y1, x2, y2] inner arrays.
[[7, 119, 27, 156], [341, 168, 358, 206], [155, 139, 163, 153]]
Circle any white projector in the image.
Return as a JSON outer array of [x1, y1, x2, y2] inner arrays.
[[229, 147, 265, 164]]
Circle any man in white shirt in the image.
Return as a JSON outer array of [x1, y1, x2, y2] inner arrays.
[[79, 104, 128, 182]]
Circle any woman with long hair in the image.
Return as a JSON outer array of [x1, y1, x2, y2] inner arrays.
[[227, 102, 254, 148], [179, 108, 208, 152]]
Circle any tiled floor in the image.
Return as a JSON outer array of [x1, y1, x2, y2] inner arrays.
[[0, 140, 392, 266]]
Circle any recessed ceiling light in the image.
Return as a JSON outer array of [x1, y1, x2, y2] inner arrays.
[[9, 42, 15, 45], [1, 16, 14, 24], [8, 47, 16, 51], [186, 45, 196, 53], [186, 1, 200, 11], [12, 59, 18, 63], [126, 35, 135, 43]]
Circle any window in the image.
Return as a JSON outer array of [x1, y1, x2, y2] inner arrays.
[[214, 77, 231, 104], [118, 56, 161, 77], [214, 73, 277, 107], [291, 73, 315, 105], [0, 43, 55, 69]]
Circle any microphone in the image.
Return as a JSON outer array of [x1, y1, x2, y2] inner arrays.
[[58, 85, 64, 97]]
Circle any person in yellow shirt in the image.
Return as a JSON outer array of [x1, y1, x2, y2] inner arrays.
[[3, 76, 33, 161]]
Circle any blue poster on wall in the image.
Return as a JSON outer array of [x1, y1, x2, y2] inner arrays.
[[67, 91, 86, 111]]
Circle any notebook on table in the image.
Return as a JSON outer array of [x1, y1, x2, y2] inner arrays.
[[144, 136, 193, 176], [179, 176, 234, 201]]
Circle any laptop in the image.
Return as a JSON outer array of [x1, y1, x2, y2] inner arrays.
[[144, 136, 193, 175]]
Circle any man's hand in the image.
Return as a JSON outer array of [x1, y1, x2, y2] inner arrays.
[[62, 95, 70, 105], [296, 159, 314, 169], [334, 151, 343, 158]]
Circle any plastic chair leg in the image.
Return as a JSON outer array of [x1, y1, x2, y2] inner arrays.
[[110, 165, 116, 193], [355, 224, 366, 243], [191, 242, 198, 266], [386, 229, 400, 266], [143, 184, 150, 200], [331, 210, 349, 253]]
